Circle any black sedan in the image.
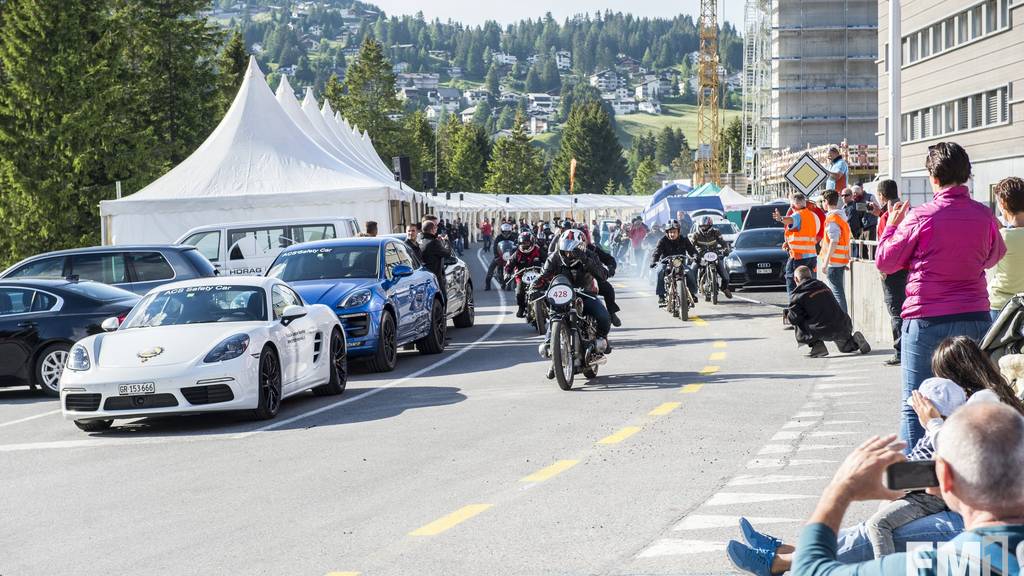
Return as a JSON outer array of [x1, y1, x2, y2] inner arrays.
[[725, 228, 788, 288], [0, 279, 138, 396]]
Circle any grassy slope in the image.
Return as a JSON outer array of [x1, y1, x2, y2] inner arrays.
[[530, 103, 741, 156]]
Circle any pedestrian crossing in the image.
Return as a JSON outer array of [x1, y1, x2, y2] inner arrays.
[[620, 353, 900, 574]]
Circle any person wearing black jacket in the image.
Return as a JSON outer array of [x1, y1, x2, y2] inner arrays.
[[485, 223, 517, 290], [649, 220, 698, 305], [786, 266, 870, 358], [404, 223, 423, 262], [690, 216, 733, 297], [587, 237, 621, 326], [533, 229, 612, 347], [419, 220, 451, 304]]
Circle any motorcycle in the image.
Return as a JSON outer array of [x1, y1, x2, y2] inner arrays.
[[541, 275, 606, 390], [494, 239, 516, 291], [510, 266, 546, 333], [697, 249, 723, 304], [659, 256, 694, 321]]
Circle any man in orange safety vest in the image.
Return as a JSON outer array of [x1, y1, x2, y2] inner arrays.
[[819, 189, 852, 313], [774, 192, 820, 299]]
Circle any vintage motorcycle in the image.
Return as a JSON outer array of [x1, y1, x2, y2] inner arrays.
[[540, 275, 606, 390], [696, 249, 723, 304], [659, 256, 694, 321]]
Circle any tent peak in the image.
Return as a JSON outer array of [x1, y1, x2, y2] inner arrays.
[[276, 73, 293, 97], [321, 98, 334, 116]]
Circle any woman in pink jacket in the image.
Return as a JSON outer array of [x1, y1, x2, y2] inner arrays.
[[876, 142, 1006, 452]]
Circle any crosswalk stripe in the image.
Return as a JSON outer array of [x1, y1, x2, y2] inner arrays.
[[782, 420, 818, 429], [747, 458, 839, 468], [797, 444, 853, 452], [728, 474, 826, 486], [704, 492, 815, 506], [757, 444, 793, 455], [673, 514, 802, 531], [792, 411, 824, 418], [637, 538, 727, 557]]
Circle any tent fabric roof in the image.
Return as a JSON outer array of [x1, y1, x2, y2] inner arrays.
[[419, 192, 653, 214], [688, 183, 722, 197], [116, 57, 382, 204], [718, 185, 759, 211], [651, 182, 693, 206]]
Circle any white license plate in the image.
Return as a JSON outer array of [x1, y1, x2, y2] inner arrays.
[[118, 383, 155, 395], [756, 268, 773, 274]]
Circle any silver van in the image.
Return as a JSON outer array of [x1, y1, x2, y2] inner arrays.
[[177, 218, 361, 276]]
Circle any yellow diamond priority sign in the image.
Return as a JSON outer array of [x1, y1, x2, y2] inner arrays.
[[784, 152, 828, 195]]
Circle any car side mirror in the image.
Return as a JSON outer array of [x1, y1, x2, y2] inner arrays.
[[392, 264, 414, 278], [101, 317, 120, 332], [443, 256, 458, 266], [280, 304, 307, 326]]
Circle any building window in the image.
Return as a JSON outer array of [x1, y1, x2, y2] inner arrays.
[[958, 13, 968, 43], [902, 0, 1009, 68], [985, 0, 997, 32], [944, 18, 955, 48], [971, 5, 983, 39], [902, 86, 1009, 143], [884, 42, 889, 72]]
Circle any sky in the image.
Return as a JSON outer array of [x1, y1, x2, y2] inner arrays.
[[368, 0, 745, 30]]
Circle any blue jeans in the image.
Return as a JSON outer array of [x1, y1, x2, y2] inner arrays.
[[656, 265, 697, 299], [581, 292, 611, 337], [785, 256, 818, 299], [826, 266, 847, 314], [836, 511, 963, 562], [900, 316, 992, 452], [991, 309, 1001, 322]]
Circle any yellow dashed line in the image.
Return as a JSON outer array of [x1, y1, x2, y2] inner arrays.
[[680, 384, 705, 394], [709, 352, 727, 361], [713, 340, 728, 348], [614, 283, 627, 289], [699, 365, 720, 375], [598, 426, 642, 445], [520, 459, 580, 482], [409, 504, 493, 536], [649, 402, 682, 416], [692, 316, 709, 326]]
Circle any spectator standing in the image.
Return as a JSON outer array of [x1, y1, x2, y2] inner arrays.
[[819, 190, 851, 313], [404, 223, 423, 262], [824, 145, 849, 192], [841, 187, 865, 240], [676, 210, 694, 236], [989, 177, 1024, 321], [628, 217, 649, 272], [480, 218, 493, 251], [876, 141, 1006, 452], [852, 185, 880, 258], [591, 219, 601, 246], [419, 220, 451, 304], [775, 192, 820, 299], [364, 220, 378, 237], [875, 179, 907, 366]]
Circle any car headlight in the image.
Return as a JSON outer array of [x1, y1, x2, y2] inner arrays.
[[203, 334, 250, 363], [67, 345, 91, 371], [726, 256, 743, 270], [339, 290, 372, 308]]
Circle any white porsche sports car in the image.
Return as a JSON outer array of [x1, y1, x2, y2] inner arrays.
[[60, 277, 347, 432]]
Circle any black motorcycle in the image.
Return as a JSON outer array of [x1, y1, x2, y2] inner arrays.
[[696, 249, 723, 304], [513, 266, 546, 334], [659, 256, 693, 321], [494, 239, 516, 291], [541, 275, 605, 390]]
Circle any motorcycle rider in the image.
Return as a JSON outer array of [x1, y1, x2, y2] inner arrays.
[[505, 231, 545, 318], [690, 216, 733, 298], [485, 222, 517, 290], [536, 222, 554, 258], [649, 219, 698, 306], [533, 229, 613, 367]]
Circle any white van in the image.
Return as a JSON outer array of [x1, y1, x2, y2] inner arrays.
[[177, 218, 361, 276]]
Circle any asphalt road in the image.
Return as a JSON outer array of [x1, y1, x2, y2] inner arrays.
[[0, 247, 899, 576]]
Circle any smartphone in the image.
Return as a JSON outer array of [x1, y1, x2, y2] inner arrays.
[[884, 460, 939, 491], [856, 202, 868, 212]]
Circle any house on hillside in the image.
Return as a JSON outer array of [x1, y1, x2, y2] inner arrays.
[[465, 89, 490, 106], [392, 61, 410, 74], [635, 78, 662, 101], [638, 100, 661, 114], [427, 87, 462, 108], [428, 49, 449, 60], [555, 50, 572, 71], [527, 93, 556, 113], [602, 94, 637, 115], [616, 55, 644, 75], [460, 106, 477, 123], [529, 116, 549, 135], [397, 72, 440, 90], [398, 86, 421, 101], [448, 66, 463, 78], [590, 69, 624, 91], [492, 52, 518, 66], [499, 91, 522, 104]]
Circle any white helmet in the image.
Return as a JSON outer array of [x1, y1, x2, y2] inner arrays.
[[557, 229, 586, 266], [500, 223, 513, 233]]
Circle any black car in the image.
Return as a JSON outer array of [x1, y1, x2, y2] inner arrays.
[[0, 279, 138, 396], [725, 228, 788, 288], [0, 245, 217, 295], [741, 200, 789, 231]]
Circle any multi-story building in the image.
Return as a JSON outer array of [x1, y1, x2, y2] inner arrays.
[[878, 0, 1022, 203], [589, 69, 624, 91], [555, 50, 572, 71], [492, 52, 518, 66], [743, 0, 879, 197]]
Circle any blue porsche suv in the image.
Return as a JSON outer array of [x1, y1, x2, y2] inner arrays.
[[266, 237, 447, 372]]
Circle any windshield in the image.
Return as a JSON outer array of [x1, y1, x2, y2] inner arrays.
[[735, 229, 785, 249], [714, 223, 737, 235], [123, 285, 266, 328], [267, 246, 380, 281], [62, 281, 137, 302]]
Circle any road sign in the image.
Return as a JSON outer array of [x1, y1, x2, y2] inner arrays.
[[784, 152, 828, 195]]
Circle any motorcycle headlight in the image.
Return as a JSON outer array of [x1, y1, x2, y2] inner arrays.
[[204, 334, 250, 363], [339, 290, 372, 309], [67, 344, 91, 371]]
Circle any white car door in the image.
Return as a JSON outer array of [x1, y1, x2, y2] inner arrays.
[[271, 284, 315, 391]]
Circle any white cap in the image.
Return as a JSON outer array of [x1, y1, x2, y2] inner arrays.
[[906, 377, 967, 417]]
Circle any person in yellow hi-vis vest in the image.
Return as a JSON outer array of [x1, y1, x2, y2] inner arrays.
[[774, 192, 820, 299], [819, 189, 852, 313]]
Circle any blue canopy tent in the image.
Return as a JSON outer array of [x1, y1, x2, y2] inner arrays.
[[650, 182, 693, 207], [642, 195, 724, 227]]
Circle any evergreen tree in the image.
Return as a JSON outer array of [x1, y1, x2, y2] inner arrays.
[[484, 64, 500, 95], [401, 111, 435, 189], [525, 67, 540, 92], [549, 101, 627, 194], [671, 145, 695, 181], [634, 131, 657, 163], [323, 73, 344, 106], [0, 0, 154, 264], [330, 37, 403, 162], [484, 112, 545, 195], [718, 116, 743, 173], [472, 99, 492, 126], [444, 121, 488, 192], [113, 0, 221, 166], [496, 105, 515, 130], [633, 158, 659, 195], [655, 126, 681, 167], [217, 30, 249, 114]]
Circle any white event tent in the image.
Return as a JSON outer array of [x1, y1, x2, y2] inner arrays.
[[99, 57, 653, 245]]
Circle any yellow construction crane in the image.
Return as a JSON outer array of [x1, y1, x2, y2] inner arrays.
[[694, 0, 721, 185]]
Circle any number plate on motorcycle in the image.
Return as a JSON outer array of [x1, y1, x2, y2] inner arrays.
[[523, 271, 540, 284], [546, 285, 573, 305], [703, 252, 719, 262]]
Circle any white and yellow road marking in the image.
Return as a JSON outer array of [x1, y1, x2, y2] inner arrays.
[[410, 504, 493, 536]]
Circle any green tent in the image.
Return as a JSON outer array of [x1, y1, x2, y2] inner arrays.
[[687, 183, 722, 197]]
